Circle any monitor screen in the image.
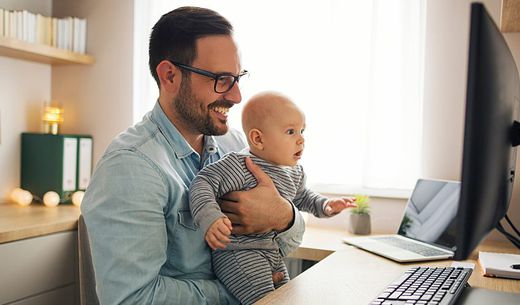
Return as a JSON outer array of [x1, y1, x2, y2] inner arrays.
[[454, 3, 520, 260]]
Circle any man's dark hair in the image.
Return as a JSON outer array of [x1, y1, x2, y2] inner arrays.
[[149, 6, 233, 88]]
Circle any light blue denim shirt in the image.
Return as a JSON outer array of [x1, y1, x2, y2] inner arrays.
[[81, 102, 305, 305]]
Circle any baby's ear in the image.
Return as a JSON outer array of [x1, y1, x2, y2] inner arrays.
[[248, 129, 264, 150]]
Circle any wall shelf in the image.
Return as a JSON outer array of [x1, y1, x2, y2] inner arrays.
[[501, 0, 520, 32], [0, 37, 95, 65]]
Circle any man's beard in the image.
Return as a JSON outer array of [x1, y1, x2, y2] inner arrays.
[[174, 81, 232, 136]]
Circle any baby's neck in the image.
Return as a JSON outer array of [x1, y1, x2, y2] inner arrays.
[[248, 148, 289, 167], [248, 148, 268, 162]]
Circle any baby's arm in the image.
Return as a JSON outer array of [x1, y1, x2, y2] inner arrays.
[[293, 167, 356, 217], [206, 217, 233, 250], [189, 153, 245, 237], [323, 197, 357, 216]]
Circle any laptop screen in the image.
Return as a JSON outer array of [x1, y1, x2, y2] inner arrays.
[[397, 179, 460, 250]]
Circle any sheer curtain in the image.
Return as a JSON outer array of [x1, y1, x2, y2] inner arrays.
[[133, 0, 425, 196]]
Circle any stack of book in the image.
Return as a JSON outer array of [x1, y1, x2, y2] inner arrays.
[[0, 8, 87, 54]]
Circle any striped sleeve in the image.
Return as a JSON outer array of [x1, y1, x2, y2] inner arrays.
[[189, 153, 247, 234], [292, 166, 329, 218]]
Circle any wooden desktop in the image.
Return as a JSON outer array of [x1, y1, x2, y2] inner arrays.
[[254, 226, 520, 305]]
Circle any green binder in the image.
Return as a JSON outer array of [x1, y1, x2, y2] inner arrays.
[[21, 133, 93, 203]]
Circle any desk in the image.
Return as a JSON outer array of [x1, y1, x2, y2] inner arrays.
[[0, 202, 80, 243], [0, 202, 80, 304], [255, 226, 520, 305]]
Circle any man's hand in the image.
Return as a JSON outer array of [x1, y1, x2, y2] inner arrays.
[[219, 157, 294, 235], [205, 217, 232, 250], [323, 197, 357, 216]]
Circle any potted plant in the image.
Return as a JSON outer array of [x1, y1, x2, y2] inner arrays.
[[349, 194, 371, 235]]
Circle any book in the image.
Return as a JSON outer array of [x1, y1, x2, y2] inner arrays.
[[0, 8, 4, 37], [478, 251, 520, 280]]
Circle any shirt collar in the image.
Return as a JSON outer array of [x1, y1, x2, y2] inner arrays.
[[150, 101, 195, 159], [150, 101, 221, 160]]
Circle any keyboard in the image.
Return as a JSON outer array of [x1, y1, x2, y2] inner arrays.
[[373, 236, 451, 257], [370, 266, 472, 305]]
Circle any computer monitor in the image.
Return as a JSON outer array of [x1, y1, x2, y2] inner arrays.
[[454, 3, 520, 260]]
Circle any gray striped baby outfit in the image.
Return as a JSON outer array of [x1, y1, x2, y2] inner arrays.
[[189, 151, 329, 305]]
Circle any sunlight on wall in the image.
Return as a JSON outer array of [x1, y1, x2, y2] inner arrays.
[[133, 0, 425, 194]]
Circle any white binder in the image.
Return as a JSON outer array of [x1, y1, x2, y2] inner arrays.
[[78, 137, 93, 190], [62, 137, 78, 192]]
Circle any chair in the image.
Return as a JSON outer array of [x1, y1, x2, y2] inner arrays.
[[78, 215, 100, 305]]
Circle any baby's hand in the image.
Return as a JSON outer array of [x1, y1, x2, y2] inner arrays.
[[324, 197, 357, 216], [205, 217, 233, 250]]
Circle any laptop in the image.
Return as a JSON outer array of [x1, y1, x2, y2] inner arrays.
[[343, 179, 460, 262]]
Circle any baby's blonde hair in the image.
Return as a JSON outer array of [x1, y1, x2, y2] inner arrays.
[[241, 91, 296, 135]]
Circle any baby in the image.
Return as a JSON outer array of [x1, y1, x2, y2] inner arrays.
[[189, 91, 356, 305]]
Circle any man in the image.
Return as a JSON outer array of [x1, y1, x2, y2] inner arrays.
[[81, 6, 304, 305]]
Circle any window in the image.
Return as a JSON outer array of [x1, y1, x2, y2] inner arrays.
[[134, 0, 425, 197]]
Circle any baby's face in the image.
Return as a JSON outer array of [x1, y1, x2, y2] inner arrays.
[[260, 105, 305, 166]]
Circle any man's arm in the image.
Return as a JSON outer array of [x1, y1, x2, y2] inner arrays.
[[81, 151, 236, 305], [219, 157, 305, 256]]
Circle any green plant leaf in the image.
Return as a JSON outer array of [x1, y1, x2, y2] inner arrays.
[[351, 194, 370, 215]]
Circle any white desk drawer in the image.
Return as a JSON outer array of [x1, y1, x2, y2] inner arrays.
[[0, 231, 77, 304], [9, 284, 76, 305]]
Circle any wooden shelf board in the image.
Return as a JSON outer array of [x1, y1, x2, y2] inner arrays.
[[501, 0, 520, 32], [0, 36, 95, 65]]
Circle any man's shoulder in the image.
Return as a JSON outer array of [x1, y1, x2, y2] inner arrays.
[[100, 118, 173, 173], [106, 119, 158, 152]]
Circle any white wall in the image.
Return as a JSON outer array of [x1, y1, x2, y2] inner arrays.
[[0, 0, 53, 201], [0, 0, 134, 202], [52, 0, 134, 166], [310, 0, 520, 244]]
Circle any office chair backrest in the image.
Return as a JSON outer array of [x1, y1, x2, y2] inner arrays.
[[78, 215, 100, 305]]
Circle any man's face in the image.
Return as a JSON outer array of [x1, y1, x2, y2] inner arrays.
[[173, 35, 242, 136]]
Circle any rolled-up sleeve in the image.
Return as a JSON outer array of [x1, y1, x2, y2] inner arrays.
[[275, 206, 305, 257]]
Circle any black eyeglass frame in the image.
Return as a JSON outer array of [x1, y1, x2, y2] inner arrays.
[[169, 60, 248, 94]]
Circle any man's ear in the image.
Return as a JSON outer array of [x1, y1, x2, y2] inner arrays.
[[156, 60, 180, 93], [248, 129, 264, 150]]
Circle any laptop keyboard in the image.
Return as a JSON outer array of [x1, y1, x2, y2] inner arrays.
[[373, 236, 450, 257], [370, 266, 472, 305]]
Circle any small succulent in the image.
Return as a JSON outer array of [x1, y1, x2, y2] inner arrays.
[[351, 194, 370, 215]]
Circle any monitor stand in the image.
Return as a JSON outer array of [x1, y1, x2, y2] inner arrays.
[[456, 286, 520, 305]]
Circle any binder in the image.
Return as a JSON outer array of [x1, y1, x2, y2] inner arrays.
[[78, 137, 93, 190], [21, 133, 93, 202]]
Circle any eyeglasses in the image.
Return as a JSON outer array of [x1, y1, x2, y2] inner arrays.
[[169, 61, 248, 94]]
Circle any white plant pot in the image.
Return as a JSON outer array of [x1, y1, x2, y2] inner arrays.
[[349, 213, 371, 235]]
